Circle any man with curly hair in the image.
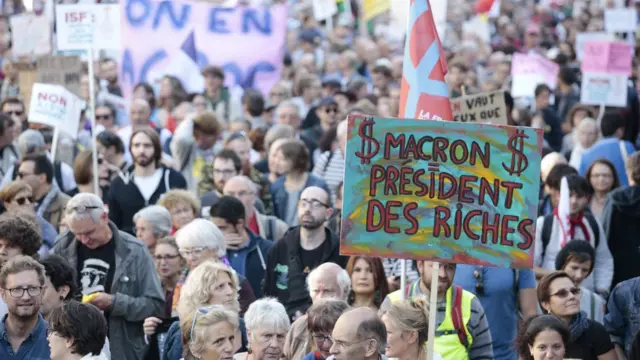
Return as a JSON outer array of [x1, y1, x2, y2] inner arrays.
[[0, 213, 42, 319]]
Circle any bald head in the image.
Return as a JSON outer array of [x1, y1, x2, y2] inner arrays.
[[223, 175, 257, 216], [130, 98, 151, 126], [541, 152, 567, 182], [331, 307, 386, 359], [307, 262, 351, 301]]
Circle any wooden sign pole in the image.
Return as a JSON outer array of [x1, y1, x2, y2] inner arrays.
[[425, 262, 439, 360]]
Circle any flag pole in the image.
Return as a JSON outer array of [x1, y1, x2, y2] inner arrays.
[[400, 259, 407, 300], [87, 47, 99, 196], [426, 262, 439, 360]]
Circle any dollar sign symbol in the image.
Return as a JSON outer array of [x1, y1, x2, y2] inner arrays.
[[502, 129, 529, 177], [355, 119, 380, 165]]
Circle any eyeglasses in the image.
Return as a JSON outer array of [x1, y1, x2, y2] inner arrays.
[[5, 111, 23, 116], [13, 196, 34, 205], [179, 247, 207, 257], [311, 333, 333, 345], [325, 107, 338, 114], [65, 205, 102, 214], [298, 199, 330, 209], [190, 305, 225, 341], [154, 254, 181, 262], [550, 287, 581, 299], [4, 286, 42, 298], [473, 268, 484, 296]]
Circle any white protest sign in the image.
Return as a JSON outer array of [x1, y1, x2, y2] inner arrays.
[[451, 91, 508, 125], [604, 8, 637, 33], [313, 0, 338, 21], [29, 83, 83, 138], [575, 32, 615, 61], [9, 13, 52, 57], [463, 15, 490, 44], [580, 72, 628, 107], [55, 4, 121, 50]]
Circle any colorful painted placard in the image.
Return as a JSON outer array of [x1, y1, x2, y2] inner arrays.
[[340, 115, 543, 269]]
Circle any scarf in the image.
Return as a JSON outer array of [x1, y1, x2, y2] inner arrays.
[[36, 183, 60, 219], [569, 311, 590, 340], [553, 208, 591, 245], [568, 142, 586, 170]]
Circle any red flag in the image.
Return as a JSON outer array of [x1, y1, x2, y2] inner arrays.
[[475, 0, 495, 13], [398, 0, 453, 121]]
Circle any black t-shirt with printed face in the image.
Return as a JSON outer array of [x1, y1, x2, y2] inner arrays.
[[77, 239, 116, 297]]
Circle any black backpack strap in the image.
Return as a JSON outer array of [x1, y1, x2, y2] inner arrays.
[[541, 214, 554, 262], [267, 217, 274, 241], [322, 150, 335, 175], [11, 162, 18, 180], [583, 212, 601, 249], [54, 160, 63, 190], [180, 145, 195, 172]]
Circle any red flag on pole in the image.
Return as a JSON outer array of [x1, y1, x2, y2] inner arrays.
[[398, 0, 453, 121]]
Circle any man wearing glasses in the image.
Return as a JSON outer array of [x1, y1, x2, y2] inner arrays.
[[53, 193, 164, 360], [328, 307, 387, 360], [263, 186, 347, 321], [0, 256, 50, 359]]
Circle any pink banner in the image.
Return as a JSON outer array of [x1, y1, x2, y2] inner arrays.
[[581, 40, 632, 75], [119, 0, 287, 98]]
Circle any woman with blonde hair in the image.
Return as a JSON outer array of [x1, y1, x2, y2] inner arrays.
[[161, 260, 248, 360], [380, 296, 443, 360], [158, 189, 200, 233], [180, 305, 240, 360], [235, 298, 291, 360]]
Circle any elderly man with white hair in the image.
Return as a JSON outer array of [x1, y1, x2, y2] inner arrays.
[[133, 205, 172, 250], [223, 175, 288, 241], [236, 297, 291, 360], [171, 218, 256, 316], [52, 192, 164, 360], [274, 100, 317, 168], [0, 129, 76, 192], [282, 262, 351, 360]]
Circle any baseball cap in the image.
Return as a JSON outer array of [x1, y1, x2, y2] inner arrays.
[[317, 97, 338, 108]]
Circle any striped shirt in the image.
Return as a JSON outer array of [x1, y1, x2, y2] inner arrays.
[[312, 150, 345, 202], [382, 259, 420, 283]]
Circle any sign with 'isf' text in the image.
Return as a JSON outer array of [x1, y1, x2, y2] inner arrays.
[[340, 115, 543, 268], [28, 83, 83, 138], [55, 4, 121, 50]]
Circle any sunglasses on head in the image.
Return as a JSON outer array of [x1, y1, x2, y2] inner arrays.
[[13, 196, 33, 205], [551, 287, 581, 299]]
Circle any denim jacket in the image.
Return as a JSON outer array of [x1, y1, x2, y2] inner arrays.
[[0, 313, 49, 359], [604, 277, 640, 355]]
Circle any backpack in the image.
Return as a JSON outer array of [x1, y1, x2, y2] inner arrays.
[[13, 160, 64, 191], [540, 212, 600, 260], [407, 284, 470, 349]]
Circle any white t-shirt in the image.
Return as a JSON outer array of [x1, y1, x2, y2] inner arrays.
[[133, 168, 163, 202]]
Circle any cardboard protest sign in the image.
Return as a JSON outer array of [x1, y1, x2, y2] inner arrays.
[[604, 8, 636, 33], [451, 91, 507, 125], [581, 41, 632, 75], [36, 55, 82, 97], [340, 115, 543, 268], [28, 83, 83, 138], [119, 0, 287, 98], [575, 32, 615, 61], [56, 4, 121, 50], [15, 62, 38, 111], [9, 13, 52, 57], [511, 53, 559, 98], [580, 72, 628, 107]]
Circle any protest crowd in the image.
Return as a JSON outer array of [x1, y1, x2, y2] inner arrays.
[[2, 0, 640, 360]]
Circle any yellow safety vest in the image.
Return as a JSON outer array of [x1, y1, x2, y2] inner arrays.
[[387, 284, 474, 360]]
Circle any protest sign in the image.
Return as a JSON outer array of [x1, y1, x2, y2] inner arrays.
[[313, 0, 337, 21], [9, 13, 51, 57], [462, 15, 490, 44], [15, 62, 38, 111], [581, 41, 632, 75], [604, 8, 636, 33], [36, 55, 82, 97], [28, 83, 83, 138], [451, 91, 507, 125], [363, 0, 390, 21], [575, 32, 615, 61], [511, 53, 559, 98], [56, 4, 121, 50], [340, 115, 543, 268], [119, 0, 287, 98], [580, 72, 628, 107]]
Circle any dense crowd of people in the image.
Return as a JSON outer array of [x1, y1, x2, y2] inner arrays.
[[0, 0, 639, 360]]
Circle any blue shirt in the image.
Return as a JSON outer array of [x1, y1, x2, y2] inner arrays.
[[579, 137, 636, 187], [0, 313, 50, 360], [454, 265, 536, 360]]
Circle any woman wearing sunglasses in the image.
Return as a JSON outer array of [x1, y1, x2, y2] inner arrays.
[[537, 271, 616, 360], [181, 305, 240, 360]]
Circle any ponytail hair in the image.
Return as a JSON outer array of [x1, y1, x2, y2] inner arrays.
[[381, 296, 430, 353]]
